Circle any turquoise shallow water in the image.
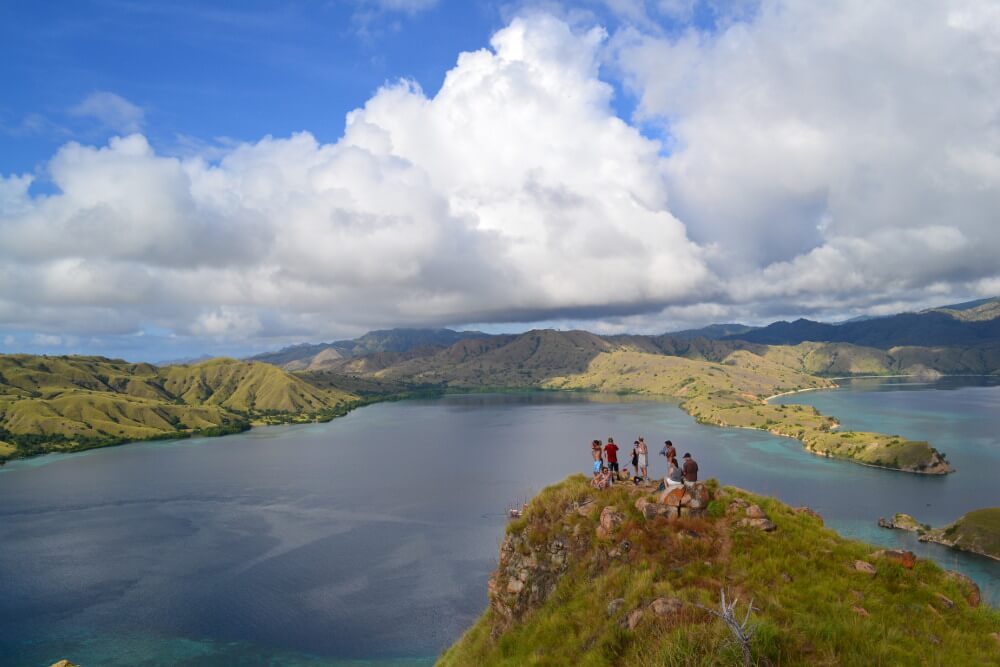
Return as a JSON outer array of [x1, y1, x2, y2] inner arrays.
[[0, 381, 997, 665]]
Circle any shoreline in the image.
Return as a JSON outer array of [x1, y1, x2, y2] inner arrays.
[[763, 384, 839, 403]]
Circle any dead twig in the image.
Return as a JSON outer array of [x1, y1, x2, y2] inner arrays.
[[696, 588, 758, 667]]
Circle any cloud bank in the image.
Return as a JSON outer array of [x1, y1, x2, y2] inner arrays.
[[2, 2, 1000, 352], [0, 15, 709, 345]]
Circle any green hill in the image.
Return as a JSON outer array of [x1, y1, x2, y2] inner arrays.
[[0, 355, 357, 461], [439, 476, 999, 666]]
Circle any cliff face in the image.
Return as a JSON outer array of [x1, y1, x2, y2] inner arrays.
[[439, 475, 1000, 666]]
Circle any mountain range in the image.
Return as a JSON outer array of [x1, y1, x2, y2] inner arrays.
[[253, 297, 1000, 378]]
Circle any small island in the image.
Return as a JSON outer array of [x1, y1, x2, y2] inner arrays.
[[880, 508, 1000, 562]]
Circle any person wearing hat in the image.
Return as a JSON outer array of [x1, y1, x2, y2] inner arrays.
[[682, 452, 699, 483]]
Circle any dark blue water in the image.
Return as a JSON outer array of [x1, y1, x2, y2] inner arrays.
[[0, 382, 997, 666]]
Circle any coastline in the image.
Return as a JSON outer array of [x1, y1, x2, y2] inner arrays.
[[763, 384, 840, 403]]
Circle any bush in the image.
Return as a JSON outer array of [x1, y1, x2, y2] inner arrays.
[[707, 500, 726, 519]]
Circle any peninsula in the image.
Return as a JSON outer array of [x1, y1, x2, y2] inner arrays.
[[880, 509, 1000, 562]]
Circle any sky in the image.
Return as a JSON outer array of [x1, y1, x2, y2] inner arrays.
[[2, 0, 999, 362]]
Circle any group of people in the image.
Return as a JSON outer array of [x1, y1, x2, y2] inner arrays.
[[590, 437, 699, 490]]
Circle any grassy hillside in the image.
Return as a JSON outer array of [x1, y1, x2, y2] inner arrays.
[[0, 355, 357, 461], [942, 509, 1000, 561], [439, 476, 999, 666]]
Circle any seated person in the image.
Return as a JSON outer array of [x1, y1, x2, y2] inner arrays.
[[665, 456, 684, 488], [592, 467, 611, 489]]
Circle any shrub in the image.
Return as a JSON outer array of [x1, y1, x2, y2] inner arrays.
[[707, 500, 726, 519]]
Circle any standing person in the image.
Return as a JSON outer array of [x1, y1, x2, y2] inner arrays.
[[660, 440, 676, 463], [631, 441, 640, 472], [682, 452, 699, 483], [591, 440, 603, 476], [604, 438, 620, 480], [636, 437, 649, 481]]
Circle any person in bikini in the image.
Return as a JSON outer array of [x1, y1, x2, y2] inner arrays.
[[636, 437, 649, 481]]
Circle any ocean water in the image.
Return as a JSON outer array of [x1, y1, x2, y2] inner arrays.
[[0, 381, 997, 666]]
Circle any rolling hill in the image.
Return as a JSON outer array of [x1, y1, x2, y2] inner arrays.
[[0, 355, 357, 461]]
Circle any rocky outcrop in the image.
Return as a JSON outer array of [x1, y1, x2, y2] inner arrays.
[[853, 560, 877, 576], [488, 530, 570, 635], [878, 512, 925, 532], [944, 570, 981, 608], [738, 504, 777, 531], [596, 506, 626, 539], [872, 549, 917, 569]]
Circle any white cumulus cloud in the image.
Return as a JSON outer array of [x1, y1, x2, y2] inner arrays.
[[614, 0, 1000, 311], [0, 14, 710, 344]]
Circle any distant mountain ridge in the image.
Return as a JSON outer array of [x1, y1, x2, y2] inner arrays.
[[727, 297, 1000, 347], [251, 298, 1000, 369], [249, 328, 488, 370]]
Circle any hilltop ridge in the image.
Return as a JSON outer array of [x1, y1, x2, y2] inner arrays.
[[439, 475, 999, 666]]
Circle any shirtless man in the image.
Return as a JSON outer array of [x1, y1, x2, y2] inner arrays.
[[591, 439, 603, 476]]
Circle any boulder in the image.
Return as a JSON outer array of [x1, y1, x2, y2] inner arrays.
[[793, 506, 823, 524], [853, 560, 877, 576], [624, 608, 644, 630], [738, 517, 777, 531], [852, 606, 869, 617], [596, 506, 626, 540], [934, 592, 955, 610], [661, 487, 685, 507], [944, 570, 981, 607], [607, 597, 626, 617], [871, 549, 917, 569], [727, 498, 749, 515], [746, 504, 768, 520], [649, 597, 684, 616], [636, 497, 674, 520]]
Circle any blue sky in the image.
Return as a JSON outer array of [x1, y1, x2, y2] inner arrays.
[[1, 1, 998, 361], [1, 1, 504, 175]]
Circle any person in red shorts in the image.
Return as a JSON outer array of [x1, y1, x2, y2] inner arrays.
[[604, 437, 620, 480]]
